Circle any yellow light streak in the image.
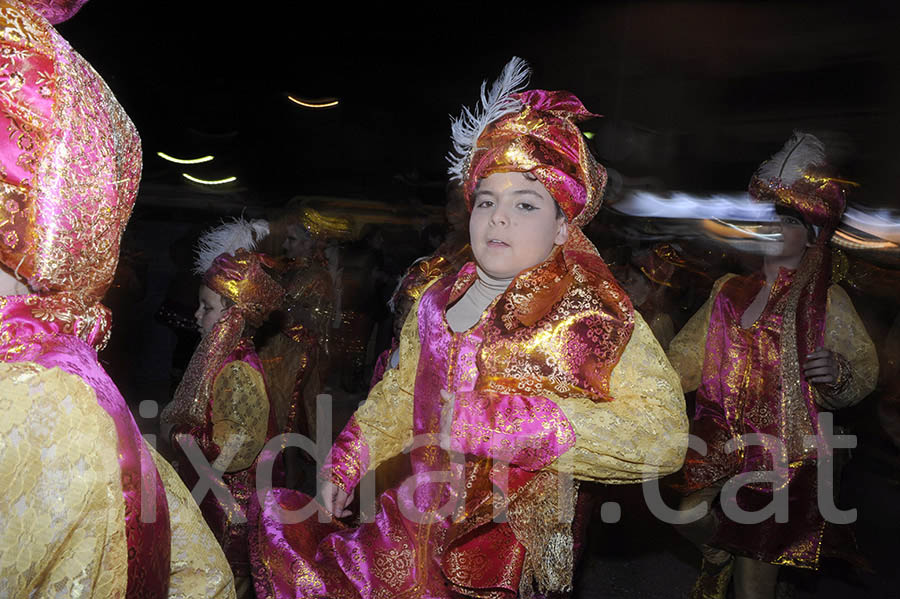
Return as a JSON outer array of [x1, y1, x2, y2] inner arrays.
[[182, 173, 237, 185], [583, 131, 595, 139], [833, 229, 898, 250], [157, 152, 214, 165], [287, 95, 339, 108]]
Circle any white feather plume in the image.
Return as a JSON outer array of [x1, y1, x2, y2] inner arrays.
[[193, 217, 269, 275], [756, 131, 826, 186], [446, 56, 532, 182]]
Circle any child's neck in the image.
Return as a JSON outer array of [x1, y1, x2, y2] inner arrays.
[[475, 266, 514, 290], [762, 251, 805, 284]]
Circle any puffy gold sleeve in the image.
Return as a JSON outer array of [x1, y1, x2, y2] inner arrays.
[[554, 312, 689, 483], [323, 298, 419, 492], [819, 284, 879, 409], [211, 361, 270, 472], [353, 296, 420, 472], [0, 362, 127, 598], [667, 274, 735, 393], [146, 443, 236, 599]]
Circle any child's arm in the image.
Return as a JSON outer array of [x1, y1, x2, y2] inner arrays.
[[322, 298, 420, 493], [447, 312, 688, 482], [209, 361, 270, 472], [554, 311, 688, 482], [816, 284, 879, 409]]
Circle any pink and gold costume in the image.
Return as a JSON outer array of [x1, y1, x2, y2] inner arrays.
[[162, 249, 285, 594], [668, 135, 879, 569], [260, 250, 333, 439], [0, 1, 234, 596], [250, 61, 687, 599]]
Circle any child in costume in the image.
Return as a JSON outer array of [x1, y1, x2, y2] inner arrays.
[[668, 132, 879, 599], [161, 219, 285, 599], [249, 57, 688, 599], [0, 1, 235, 596], [260, 206, 335, 440]]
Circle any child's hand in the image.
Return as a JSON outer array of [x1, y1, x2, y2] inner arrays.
[[803, 347, 838, 385], [321, 479, 352, 518]]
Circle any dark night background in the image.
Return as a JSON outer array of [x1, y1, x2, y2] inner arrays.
[[50, 3, 900, 597], [56, 2, 900, 208]]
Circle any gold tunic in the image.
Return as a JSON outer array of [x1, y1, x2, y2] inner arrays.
[[0, 361, 236, 598]]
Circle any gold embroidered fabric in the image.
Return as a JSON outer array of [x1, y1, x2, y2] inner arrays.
[[667, 277, 878, 409], [554, 312, 689, 483], [146, 444, 236, 599], [819, 285, 879, 408], [353, 299, 420, 473], [355, 304, 686, 484], [211, 361, 270, 472], [666, 274, 736, 393], [0, 361, 127, 598], [507, 471, 579, 598]]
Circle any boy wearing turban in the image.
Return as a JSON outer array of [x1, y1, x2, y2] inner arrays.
[[251, 58, 688, 599]]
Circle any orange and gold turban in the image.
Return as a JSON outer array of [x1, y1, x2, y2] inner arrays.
[[203, 249, 284, 328], [748, 131, 849, 241], [463, 89, 607, 228]]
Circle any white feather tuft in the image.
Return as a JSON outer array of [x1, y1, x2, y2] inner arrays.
[[756, 131, 826, 186], [446, 56, 532, 182], [193, 217, 270, 275]]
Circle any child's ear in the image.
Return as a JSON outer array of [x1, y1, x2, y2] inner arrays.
[[554, 219, 569, 246]]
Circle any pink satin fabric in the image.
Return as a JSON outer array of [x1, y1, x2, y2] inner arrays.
[[252, 270, 577, 598], [26, 0, 88, 24], [172, 338, 284, 578], [680, 269, 831, 568], [0, 1, 142, 307], [0, 294, 171, 598], [450, 392, 576, 471]]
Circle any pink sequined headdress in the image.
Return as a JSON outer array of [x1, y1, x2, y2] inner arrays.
[[0, 0, 139, 349]]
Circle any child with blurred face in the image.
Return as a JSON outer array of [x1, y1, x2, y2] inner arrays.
[[668, 133, 878, 599]]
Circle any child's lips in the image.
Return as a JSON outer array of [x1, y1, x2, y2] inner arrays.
[[487, 239, 509, 248]]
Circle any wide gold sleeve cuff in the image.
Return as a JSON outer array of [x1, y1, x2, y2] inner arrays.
[[352, 297, 420, 475], [667, 274, 735, 393], [554, 312, 689, 483], [818, 284, 879, 409], [211, 361, 270, 472]]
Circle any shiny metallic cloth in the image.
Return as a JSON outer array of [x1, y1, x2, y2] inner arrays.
[[0, 0, 141, 321], [464, 89, 605, 228], [164, 249, 283, 437], [204, 249, 285, 328]]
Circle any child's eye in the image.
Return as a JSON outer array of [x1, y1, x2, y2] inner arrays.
[[475, 199, 494, 208], [517, 202, 537, 211]]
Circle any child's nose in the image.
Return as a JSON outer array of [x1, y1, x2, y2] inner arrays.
[[489, 206, 509, 226]]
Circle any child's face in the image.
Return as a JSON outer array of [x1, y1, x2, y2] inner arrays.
[[759, 214, 810, 258], [469, 171, 568, 279], [283, 225, 313, 259], [195, 284, 227, 336]]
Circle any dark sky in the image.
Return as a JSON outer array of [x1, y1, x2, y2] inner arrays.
[[56, 2, 900, 209]]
